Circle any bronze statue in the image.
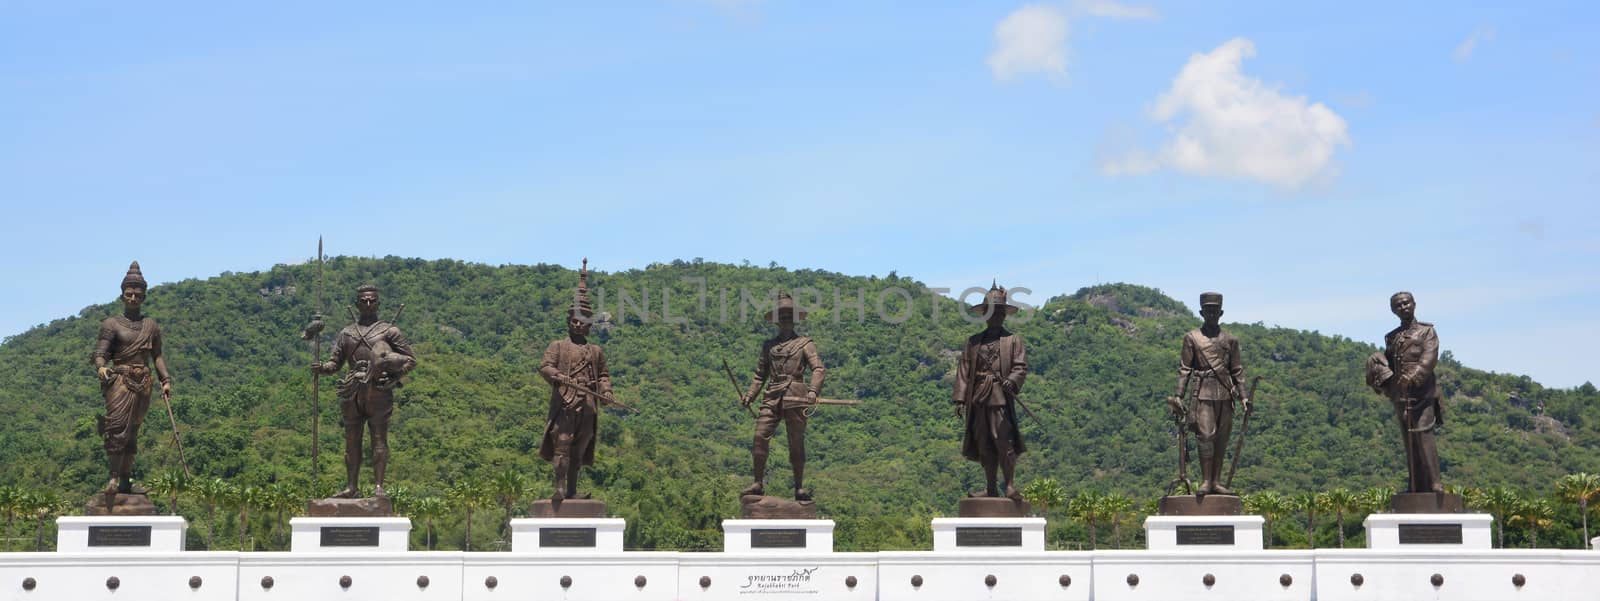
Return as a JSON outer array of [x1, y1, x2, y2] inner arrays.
[[1367, 291, 1443, 494], [740, 292, 826, 501], [1169, 292, 1252, 496], [538, 259, 613, 504], [311, 284, 416, 499], [953, 283, 1027, 500], [92, 261, 173, 496]]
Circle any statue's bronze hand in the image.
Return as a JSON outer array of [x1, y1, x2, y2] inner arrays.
[[954, 403, 965, 419], [97, 366, 113, 382], [161, 381, 173, 400]]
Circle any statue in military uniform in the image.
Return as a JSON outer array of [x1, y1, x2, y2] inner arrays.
[[538, 259, 613, 504], [1170, 292, 1252, 496], [92, 261, 174, 496], [740, 292, 826, 501], [953, 283, 1027, 500], [312, 284, 417, 499], [1366, 291, 1444, 494]]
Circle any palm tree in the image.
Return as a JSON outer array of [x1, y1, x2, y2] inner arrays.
[[0, 485, 20, 551], [146, 470, 189, 517], [1291, 491, 1326, 548], [194, 478, 230, 549], [1481, 486, 1521, 548], [225, 484, 261, 551], [447, 480, 489, 551], [1100, 493, 1135, 549], [261, 482, 298, 549], [490, 470, 532, 542], [1448, 484, 1484, 513], [1245, 491, 1288, 548], [1360, 486, 1395, 515], [1556, 473, 1600, 549], [1323, 488, 1359, 548], [27, 491, 67, 551], [1509, 498, 1556, 549], [1021, 478, 1067, 519], [409, 496, 446, 550], [1067, 492, 1104, 549]]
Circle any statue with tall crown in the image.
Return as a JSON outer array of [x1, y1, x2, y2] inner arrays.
[[534, 259, 615, 516]]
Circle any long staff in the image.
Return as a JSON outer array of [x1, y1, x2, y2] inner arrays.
[[301, 237, 326, 481], [158, 387, 190, 475]]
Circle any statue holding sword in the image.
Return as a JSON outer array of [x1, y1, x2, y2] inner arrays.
[[738, 292, 828, 502], [537, 259, 616, 505], [1171, 292, 1253, 497]]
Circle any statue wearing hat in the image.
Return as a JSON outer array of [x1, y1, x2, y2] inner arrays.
[[538, 259, 613, 505], [953, 283, 1028, 501], [739, 292, 827, 501], [1366, 291, 1446, 500], [312, 283, 417, 500], [1170, 292, 1251, 496], [92, 261, 174, 496]]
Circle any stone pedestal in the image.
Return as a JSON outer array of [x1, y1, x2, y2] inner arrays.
[[1364, 513, 1491, 549], [956, 496, 1030, 517], [306, 496, 392, 517], [1157, 494, 1243, 516], [722, 519, 834, 553], [56, 515, 187, 552], [290, 517, 411, 552], [530, 498, 606, 518], [84, 492, 158, 516], [740, 495, 818, 519], [1144, 515, 1265, 550], [931, 517, 1046, 552], [509, 517, 625, 553]]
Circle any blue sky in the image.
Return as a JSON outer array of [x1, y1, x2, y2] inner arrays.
[[2, 1, 1595, 386]]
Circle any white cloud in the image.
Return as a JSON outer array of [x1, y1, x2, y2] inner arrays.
[[1453, 27, 1495, 62], [1101, 38, 1351, 189], [1074, 0, 1159, 20], [987, 4, 1071, 83]]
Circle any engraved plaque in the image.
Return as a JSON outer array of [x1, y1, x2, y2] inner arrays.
[[1176, 525, 1236, 545], [750, 528, 808, 548], [1398, 523, 1463, 544], [539, 527, 597, 547], [88, 525, 152, 547], [320, 526, 380, 547], [955, 527, 1023, 547]]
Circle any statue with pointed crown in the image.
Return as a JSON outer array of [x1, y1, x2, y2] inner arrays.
[[90, 261, 173, 510], [535, 258, 614, 515]]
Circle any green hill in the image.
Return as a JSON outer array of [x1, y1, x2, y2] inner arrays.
[[1, 257, 1596, 551]]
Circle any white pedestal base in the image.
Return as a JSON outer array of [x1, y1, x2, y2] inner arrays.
[[678, 553, 876, 601], [1364, 513, 1492, 550], [56, 515, 187, 553], [722, 519, 834, 553], [509, 517, 626, 552], [1145, 515, 1265, 550], [878, 552, 1092, 601], [289, 517, 411, 552], [930, 517, 1046, 552]]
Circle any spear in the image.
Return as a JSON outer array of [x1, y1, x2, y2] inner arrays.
[[300, 237, 326, 482]]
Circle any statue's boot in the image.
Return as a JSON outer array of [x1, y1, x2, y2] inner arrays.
[[104, 453, 123, 494], [1001, 453, 1019, 500], [333, 461, 361, 498], [564, 456, 584, 499], [372, 444, 388, 498], [743, 451, 768, 496], [791, 457, 810, 501], [979, 457, 1000, 497], [552, 456, 569, 504], [1208, 442, 1234, 495]]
